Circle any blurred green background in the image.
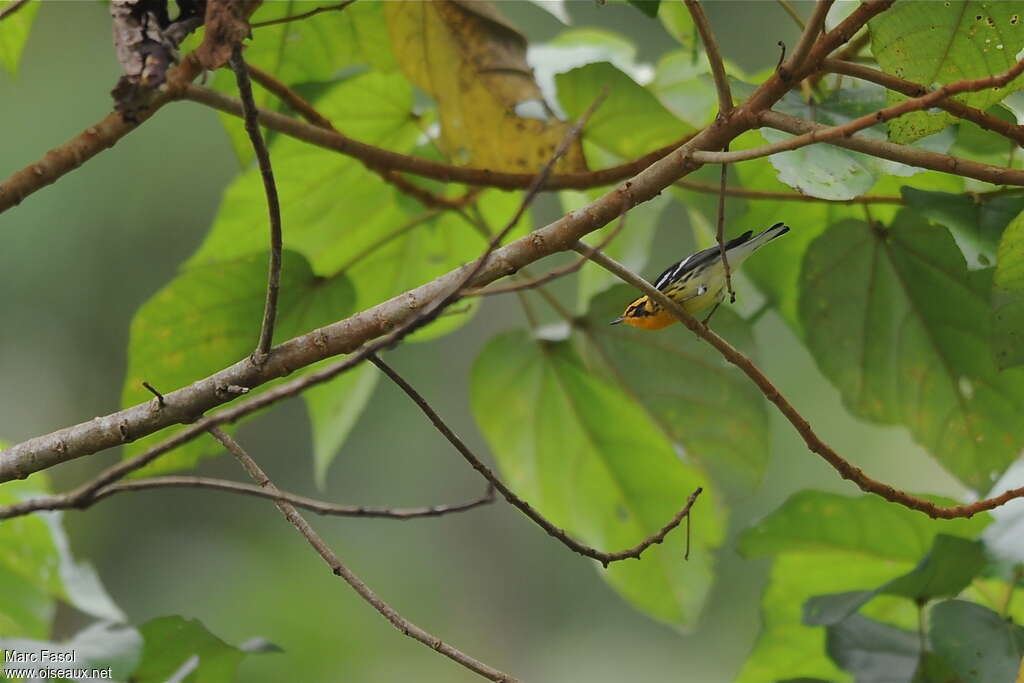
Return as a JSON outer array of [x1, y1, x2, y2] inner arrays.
[[0, 3, 964, 681]]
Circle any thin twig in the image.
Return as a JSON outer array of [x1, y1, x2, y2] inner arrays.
[[250, 0, 357, 28], [823, 58, 1024, 146], [571, 242, 1024, 520], [178, 83, 695, 192], [778, 0, 834, 82], [675, 179, 903, 204], [715, 151, 734, 303], [761, 109, 1024, 186], [683, 0, 733, 115], [245, 63, 480, 210], [774, 0, 806, 29], [141, 381, 165, 407], [229, 46, 282, 363], [368, 354, 702, 567], [467, 213, 627, 297], [0, 0, 32, 21], [687, 57, 1024, 170], [93, 475, 495, 519], [207, 428, 517, 682]]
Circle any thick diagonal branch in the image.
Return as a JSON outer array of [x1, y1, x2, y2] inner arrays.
[[0, 0, 899, 482]]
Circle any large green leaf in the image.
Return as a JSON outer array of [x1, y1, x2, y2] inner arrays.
[[869, 0, 1024, 143], [131, 616, 276, 683], [736, 490, 989, 683], [0, 474, 124, 637], [824, 614, 920, 683], [204, 0, 395, 162], [187, 72, 508, 480], [0, 0, 40, 75], [799, 213, 1024, 490], [803, 534, 987, 626], [577, 286, 771, 495], [121, 251, 355, 475], [994, 209, 1024, 369], [556, 61, 692, 160], [930, 600, 1024, 683], [1, 622, 143, 680], [650, 50, 718, 129], [471, 330, 723, 628], [903, 188, 1024, 271], [190, 71, 422, 273]]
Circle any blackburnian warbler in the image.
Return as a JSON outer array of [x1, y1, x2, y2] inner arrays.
[[612, 222, 790, 330]]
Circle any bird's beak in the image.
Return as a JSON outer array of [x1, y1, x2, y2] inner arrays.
[[609, 316, 624, 325]]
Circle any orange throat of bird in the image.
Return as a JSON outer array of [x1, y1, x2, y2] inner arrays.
[[618, 307, 678, 331]]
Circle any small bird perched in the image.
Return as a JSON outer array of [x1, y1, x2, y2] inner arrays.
[[612, 222, 790, 330]]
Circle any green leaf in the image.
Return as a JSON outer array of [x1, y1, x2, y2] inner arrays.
[[657, 1, 694, 47], [799, 213, 1024, 490], [471, 330, 723, 627], [304, 363, 380, 487], [740, 491, 989, 561], [930, 600, 1024, 683], [761, 90, 955, 201], [1, 622, 143, 680], [994, 209, 1024, 369], [626, 0, 660, 19], [190, 71, 422, 273], [556, 62, 693, 160], [131, 616, 275, 683], [736, 490, 988, 682], [0, 0, 40, 75], [562, 192, 668, 312], [0, 475, 124, 630], [902, 188, 1024, 270], [803, 535, 987, 626], [650, 50, 718, 129], [869, 0, 1024, 143], [825, 614, 920, 683], [882, 535, 986, 602], [577, 286, 771, 494], [207, 0, 395, 162], [122, 251, 356, 475]]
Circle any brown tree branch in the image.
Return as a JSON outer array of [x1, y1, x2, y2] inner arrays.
[[368, 354, 702, 567], [0, 0, 32, 21], [761, 109, 1024, 186], [4, 471, 494, 520], [822, 58, 1024, 146], [466, 214, 627, 297], [715, 153, 734, 302], [179, 83, 696, 191], [229, 46, 282, 362], [777, 0, 834, 82], [0, 54, 201, 214], [675, 179, 903, 204], [572, 242, 1024, 520], [684, 0, 733, 115], [208, 427, 517, 682], [691, 56, 1024, 169], [245, 63, 480, 211]]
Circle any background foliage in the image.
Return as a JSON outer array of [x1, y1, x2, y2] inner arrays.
[[3, 1, 1024, 681]]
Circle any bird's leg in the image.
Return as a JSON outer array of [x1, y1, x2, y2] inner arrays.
[[701, 301, 722, 327]]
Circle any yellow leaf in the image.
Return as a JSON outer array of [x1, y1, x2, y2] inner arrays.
[[385, 0, 587, 173]]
